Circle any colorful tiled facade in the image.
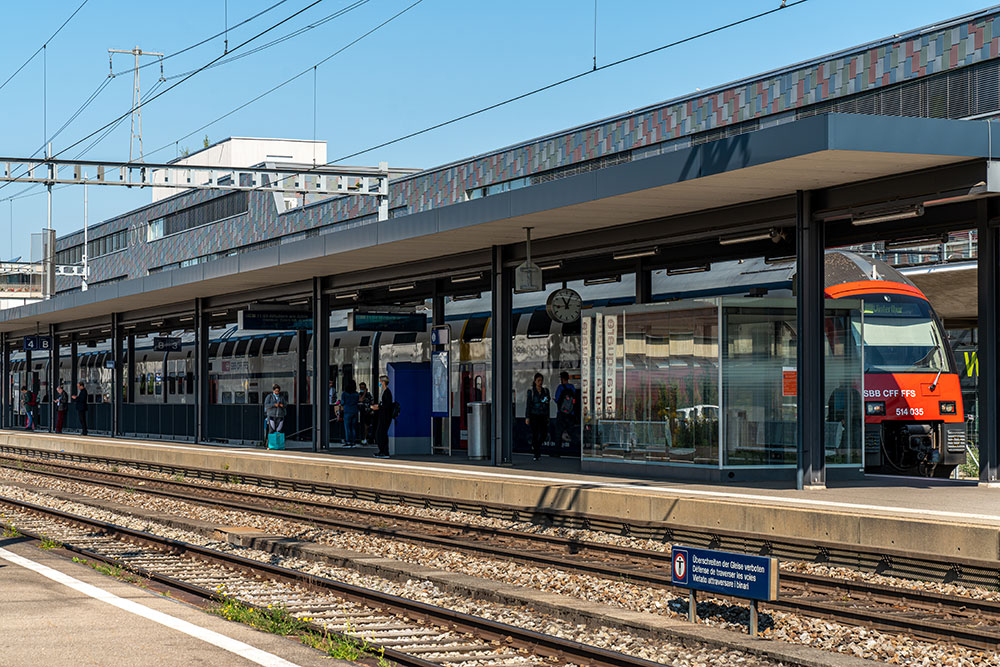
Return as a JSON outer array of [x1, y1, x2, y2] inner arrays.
[[57, 8, 1000, 289]]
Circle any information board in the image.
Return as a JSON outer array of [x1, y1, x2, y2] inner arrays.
[[671, 545, 778, 601], [238, 309, 312, 331], [349, 310, 426, 332], [431, 349, 449, 417], [23, 335, 52, 352], [153, 337, 182, 352], [430, 325, 450, 346]]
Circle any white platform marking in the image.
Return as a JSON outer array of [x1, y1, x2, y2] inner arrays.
[[0, 546, 302, 667]]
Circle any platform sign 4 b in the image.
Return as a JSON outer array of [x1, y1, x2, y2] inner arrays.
[[671, 545, 778, 636]]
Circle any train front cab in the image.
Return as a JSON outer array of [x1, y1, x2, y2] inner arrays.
[[827, 281, 966, 477]]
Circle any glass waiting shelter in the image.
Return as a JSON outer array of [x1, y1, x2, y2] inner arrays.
[[580, 298, 863, 481]]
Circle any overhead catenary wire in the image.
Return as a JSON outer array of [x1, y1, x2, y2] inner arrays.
[[143, 0, 423, 162], [0, 0, 330, 196], [0, 0, 90, 95]]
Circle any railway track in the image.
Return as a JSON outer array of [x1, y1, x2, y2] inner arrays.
[[4, 453, 1000, 651], [0, 495, 676, 667]]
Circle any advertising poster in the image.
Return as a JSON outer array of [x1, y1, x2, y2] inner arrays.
[[431, 350, 449, 417], [594, 316, 604, 420], [604, 315, 617, 419], [581, 316, 592, 422]]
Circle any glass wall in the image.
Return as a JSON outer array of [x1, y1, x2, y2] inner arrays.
[[582, 298, 863, 470]]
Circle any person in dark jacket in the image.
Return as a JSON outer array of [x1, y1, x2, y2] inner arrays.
[[358, 382, 374, 444], [524, 372, 550, 461], [71, 382, 89, 436], [263, 384, 286, 436], [340, 379, 360, 447], [54, 386, 69, 433], [371, 375, 392, 458], [20, 386, 37, 431]]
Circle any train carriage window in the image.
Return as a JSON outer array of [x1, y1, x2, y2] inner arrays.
[[276, 335, 293, 354], [248, 391, 259, 404], [463, 316, 489, 342], [208, 342, 221, 357], [235, 339, 250, 356], [168, 376, 177, 395], [139, 376, 146, 395], [221, 391, 233, 404], [394, 333, 417, 345], [560, 318, 581, 336], [186, 372, 195, 394], [235, 391, 246, 404], [222, 340, 236, 357], [333, 337, 341, 348], [248, 338, 263, 356], [262, 337, 277, 355], [526, 310, 552, 338], [359, 336, 370, 346]]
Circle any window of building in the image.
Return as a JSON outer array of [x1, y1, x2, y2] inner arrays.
[[146, 192, 249, 241]]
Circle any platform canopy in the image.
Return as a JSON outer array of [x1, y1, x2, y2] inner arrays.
[[0, 113, 998, 334]]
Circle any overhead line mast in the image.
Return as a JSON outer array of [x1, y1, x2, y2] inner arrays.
[[108, 47, 165, 162]]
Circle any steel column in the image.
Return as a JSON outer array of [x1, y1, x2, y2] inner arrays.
[[49, 324, 58, 430], [432, 283, 446, 454], [297, 328, 309, 442], [126, 334, 136, 404], [1, 333, 7, 429], [978, 201, 999, 485], [195, 298, 209, 443], [70, 341, 78, 397], [795, 190, 826, 489], [635, 259, 652, 304], [312, 278, 330, 452], [112, 313, 122, 436], [491, 245, 513, 466]]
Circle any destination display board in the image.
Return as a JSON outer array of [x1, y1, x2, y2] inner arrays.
[[349, 310, 426, 332], [671, 545, 778, 602], [238, 308, 312, 331]]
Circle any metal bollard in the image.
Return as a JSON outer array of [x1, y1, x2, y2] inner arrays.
[[688, 589, 697, 623], [749, 599, 759, 637]]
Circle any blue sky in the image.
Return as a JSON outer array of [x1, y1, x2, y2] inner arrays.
[[0, 0, 993, 259]]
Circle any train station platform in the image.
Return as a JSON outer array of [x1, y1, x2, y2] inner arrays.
[[0, 534, 334, 666], [2, 430, 999, 563]]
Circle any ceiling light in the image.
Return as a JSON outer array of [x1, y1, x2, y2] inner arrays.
[[451, 292, 481, 302], [665, 263, 710, 276], [538, 261, 563, 271], [211, 310, 228, 317], [613, 247, 659, 260], [334, 292, 359, 300], [851, 204, 924, 226], [450, 273, 482, 283], [883, 234, 949, 250], [388, 283, 416, 292], [178, 316, 194, 322], [583, 275, 621, 286], [150, 320, 164, 327], [719, 228, 785, 245], [288, 298, 310, 306]]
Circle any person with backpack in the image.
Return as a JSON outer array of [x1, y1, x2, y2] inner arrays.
[[71, 382, 89, 435], [524, 372, 551, 461], [20, 386, 37, 431], [371, 375, 393, 458], [54, 385, 69, 433], [358, 382, 374, 444], [263, 384, 287, 442], [340, 379, 360, 447], [554, 371, 577, 455]]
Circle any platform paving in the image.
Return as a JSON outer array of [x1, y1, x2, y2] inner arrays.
[[2, 429, 999, 561], [0, 535, 341, 667]]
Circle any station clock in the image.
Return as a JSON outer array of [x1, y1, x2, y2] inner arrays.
[[545, 288, 582, 324]]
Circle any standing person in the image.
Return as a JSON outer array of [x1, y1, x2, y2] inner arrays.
[[340, 379, 360, 447], [371, 375, 392, 459], [54, 386, 68, 433], [263, 384, 286, 437], [20, 386, 37, 431], [524, 373, 550, 461], [554, 371, 577, 455], [71, 382, 89, 436], [358, 382, 373, 445]]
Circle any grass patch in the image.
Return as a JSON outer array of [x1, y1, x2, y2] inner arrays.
[[71, 557, 142, 584], [2, 525, 20, 538], [171, 473, 185, 482], [38, 537, 62, 550], [212, 597, 393, 665]]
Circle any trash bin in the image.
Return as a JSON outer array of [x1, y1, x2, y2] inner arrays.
[[467, 402, 491, 460]]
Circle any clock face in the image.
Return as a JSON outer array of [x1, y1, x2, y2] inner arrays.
[[545, 288, 582, 324]]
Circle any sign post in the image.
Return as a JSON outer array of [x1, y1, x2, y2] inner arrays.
[[671, 545, 778, 637]]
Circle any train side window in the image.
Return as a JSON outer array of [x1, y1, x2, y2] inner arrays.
[[168, 376, 177, 395], [235, 339, 249, 356], [262, 337, 277, 355], [208, 342, 221, 357], [139, 377, 146, 395], [222, 341, 236, 357], [248, 338, 263, 356], [221, 391, 233, 404], [276, 335, 293, 355], [186, 372, 195, 394], [235, 391, 246, 404], [248, 391, 259, 404]]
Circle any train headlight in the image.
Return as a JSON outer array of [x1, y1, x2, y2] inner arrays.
[[865, 401, 886, 416], [939, 401, 957, 415]]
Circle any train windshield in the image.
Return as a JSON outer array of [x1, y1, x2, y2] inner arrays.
[[853, 293, 953, 374]]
